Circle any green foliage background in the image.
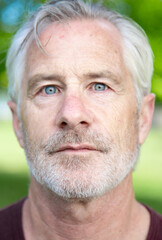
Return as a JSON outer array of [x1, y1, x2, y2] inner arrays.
[[1, 121, 162, 212], [0, 0, 162, 102], [0, 0, 162, 212]]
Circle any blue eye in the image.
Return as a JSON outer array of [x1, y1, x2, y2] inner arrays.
[[94, 83, 107, 91], [44, 86, 57, 95]]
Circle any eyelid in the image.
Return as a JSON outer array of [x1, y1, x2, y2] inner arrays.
[[44, 85, 56, 90], [90, 82, 109, 90], [39, 84, 61, 95]]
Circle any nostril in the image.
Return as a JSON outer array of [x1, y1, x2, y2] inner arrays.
[[80, 121, 87, 125], [60, 121, 68, 128]]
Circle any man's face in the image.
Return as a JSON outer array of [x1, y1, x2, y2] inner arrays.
[[18, 19, 139, 199]]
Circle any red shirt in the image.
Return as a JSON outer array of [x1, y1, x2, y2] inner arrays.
[[0, 198, 162, 239]]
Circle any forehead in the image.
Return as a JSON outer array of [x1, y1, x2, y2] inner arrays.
[[26, 19, 128, 80], [39, 19, 122, 46]]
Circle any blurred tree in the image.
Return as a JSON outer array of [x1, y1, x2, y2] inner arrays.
[[0, 0, 162, 102], [123, 0, 162, 103]]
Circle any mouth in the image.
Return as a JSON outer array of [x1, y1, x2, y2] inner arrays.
[[55, 145, 99, 154]]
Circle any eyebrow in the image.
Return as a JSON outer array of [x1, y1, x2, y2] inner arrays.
[[27, 70, 122, 94], [83, 70, 122, 85], [27, 74, 65, 94]]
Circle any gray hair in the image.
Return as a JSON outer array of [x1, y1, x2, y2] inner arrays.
[[6, 0, 154, 105]]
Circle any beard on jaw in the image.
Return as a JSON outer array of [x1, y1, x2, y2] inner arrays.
[[22, 127, 140, 200]]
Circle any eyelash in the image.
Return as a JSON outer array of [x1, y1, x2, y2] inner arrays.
[[91, 82, 108, 92], [38, 85, 60, 96], [44, 85, 58, 94], [38, 82, 109, 96]]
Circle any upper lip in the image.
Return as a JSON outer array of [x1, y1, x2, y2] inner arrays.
[[56, 144, 98, 152]]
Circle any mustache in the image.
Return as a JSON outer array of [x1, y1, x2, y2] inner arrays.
[[42, 130, 111, 154]]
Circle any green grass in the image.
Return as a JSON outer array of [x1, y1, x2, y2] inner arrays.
[[0, 121, 29, 208], [0, 121, 162, 213], [133, 128, 162, 213]]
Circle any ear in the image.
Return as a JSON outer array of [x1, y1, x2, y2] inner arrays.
[[138, 94, 155, 145], [8, 101, 24, 148]]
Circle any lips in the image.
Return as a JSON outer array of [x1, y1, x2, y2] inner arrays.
[[55, 145, 98, 153]]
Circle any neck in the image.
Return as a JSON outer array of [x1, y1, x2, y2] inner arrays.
[[23, 174, 150, 240]]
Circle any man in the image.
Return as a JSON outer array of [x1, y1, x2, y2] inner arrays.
[[0, 0, 161, 239]]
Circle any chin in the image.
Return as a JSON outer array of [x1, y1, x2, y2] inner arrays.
[[28, 157, 133, 201], [26, 138, 140, 201]]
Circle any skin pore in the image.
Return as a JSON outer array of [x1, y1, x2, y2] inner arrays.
[[9, 19, 155, 240]]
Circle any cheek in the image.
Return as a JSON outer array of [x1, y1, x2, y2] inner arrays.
[[92, 100, 138, 150], [20, 102, 53, 143], [91, 100, 125, 129]]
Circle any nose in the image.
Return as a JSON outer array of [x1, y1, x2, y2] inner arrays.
[[56, 95, 92, 129]]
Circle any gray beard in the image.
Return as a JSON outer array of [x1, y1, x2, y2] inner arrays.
[[22, 128, 140, 200]]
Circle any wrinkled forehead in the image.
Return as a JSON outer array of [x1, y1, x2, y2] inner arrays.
[[22, 19, 135, 102], [28, 19, 123, 57], [23, 19, 132, 93]]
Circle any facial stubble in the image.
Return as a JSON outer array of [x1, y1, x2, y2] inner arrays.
[[21, 126, 140, 200]]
